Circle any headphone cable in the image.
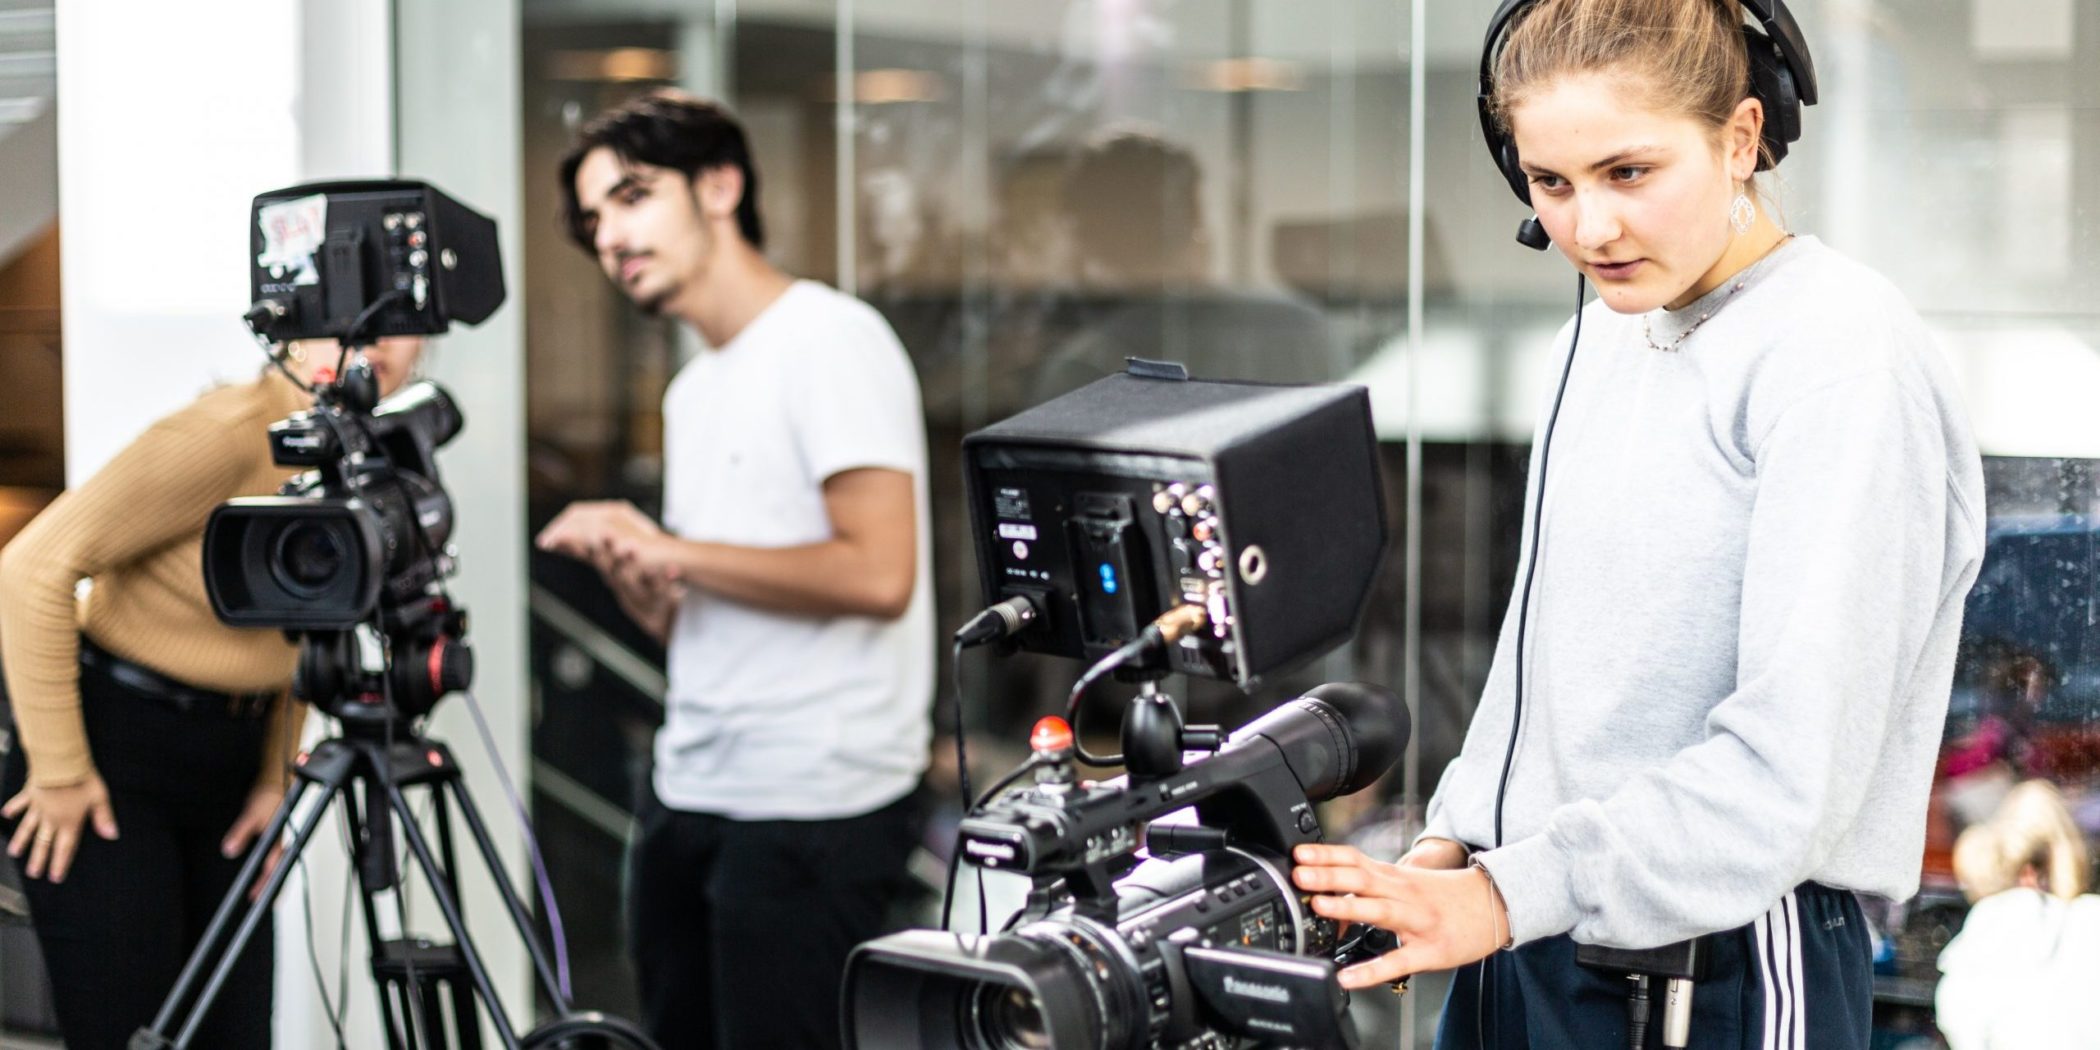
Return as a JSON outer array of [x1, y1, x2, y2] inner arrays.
[[1493, 272, 1588, 849], [1479, 271, 1587, 1047]]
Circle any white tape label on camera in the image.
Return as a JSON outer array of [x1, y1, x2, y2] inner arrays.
[[257, 194, 328, 287]]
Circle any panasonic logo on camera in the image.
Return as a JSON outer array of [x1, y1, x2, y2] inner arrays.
[[964, 840, 1017, 862], [1222, 976, 1292, 1004]]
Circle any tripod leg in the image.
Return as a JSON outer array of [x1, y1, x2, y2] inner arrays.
[[160, 766, 350, 1050], [430, 789, 485, 1048], [343, 796, 415, 1050], [420, 979, 451, 1050], [450, 972, 485, 1050], [438, 772, 571, 1008], [387, 968, 448, 1050], [385, 780, 526, 1050], [136, 776, 315, 1043], [379, 980, 409, 1050]]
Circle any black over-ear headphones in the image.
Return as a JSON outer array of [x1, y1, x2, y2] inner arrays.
[[1477, 0, 1819, 250]]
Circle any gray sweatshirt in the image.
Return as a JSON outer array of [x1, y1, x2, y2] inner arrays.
[[1424, 236, 1987, 948]]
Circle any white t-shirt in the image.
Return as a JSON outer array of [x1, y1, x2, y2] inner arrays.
[[1936, 889, 2100, 1049], [655, 279, 934, 820]]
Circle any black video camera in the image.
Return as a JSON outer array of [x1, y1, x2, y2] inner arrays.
[[205, 377, 461, 633], [848, 684, 1407, 1050], [201, 179, 504, 719], [845, 366, 1401, 1049]]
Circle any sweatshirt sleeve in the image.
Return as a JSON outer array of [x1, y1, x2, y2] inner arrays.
[[1415, 754, 1469, 849], [0, 410, 260, 787], [1475, 365, 1973, 946]]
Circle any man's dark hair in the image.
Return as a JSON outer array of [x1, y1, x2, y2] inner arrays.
[[559, 92, 766, 251]]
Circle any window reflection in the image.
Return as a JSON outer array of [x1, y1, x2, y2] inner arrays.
[[1026, 126, 1344, 404]]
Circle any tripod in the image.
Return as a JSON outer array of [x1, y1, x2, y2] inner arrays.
[[130, 702, 657, 1050]]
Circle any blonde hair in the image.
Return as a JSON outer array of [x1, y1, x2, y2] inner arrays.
[[1489, 0, 1765, 166], [1953, 781, 2092, 903]]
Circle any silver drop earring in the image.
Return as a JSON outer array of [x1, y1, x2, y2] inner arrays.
[[1730, 190, 1756, 235]]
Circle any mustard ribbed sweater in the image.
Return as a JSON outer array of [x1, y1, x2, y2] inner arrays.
[[0, 373, 312, 789]]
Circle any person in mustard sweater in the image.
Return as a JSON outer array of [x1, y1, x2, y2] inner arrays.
[[0, 336, 422, 1049]]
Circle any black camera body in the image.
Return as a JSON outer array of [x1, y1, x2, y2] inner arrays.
[[201, 179, 502, 720], [204, 371, 461, 632], [847, 686, 1407, 1050], [202, 367, 472, 719], [848, 366, 1399, 1049]]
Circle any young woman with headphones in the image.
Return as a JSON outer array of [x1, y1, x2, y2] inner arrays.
[[1290, 1, 1987, 1045]]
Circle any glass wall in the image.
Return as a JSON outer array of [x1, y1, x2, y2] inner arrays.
[[501, 0, 2100, 1043]]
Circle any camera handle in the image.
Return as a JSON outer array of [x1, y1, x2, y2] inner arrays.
[[128, 717, 659, 1050]]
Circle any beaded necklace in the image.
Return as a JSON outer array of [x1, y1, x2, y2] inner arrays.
[[1642, 234, 1794, 353]]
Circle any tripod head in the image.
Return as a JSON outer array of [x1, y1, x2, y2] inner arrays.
[[295, 594, 474, 725]]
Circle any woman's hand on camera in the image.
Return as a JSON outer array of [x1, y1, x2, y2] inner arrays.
[[3, 772, 119, 883], [221, 785, 286, 902], [1291, 843, 1509, 989]]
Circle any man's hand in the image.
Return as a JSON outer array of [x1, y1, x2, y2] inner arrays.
[[605, 528, 684, 584], [536, 500, 664, 571], [220, 785, 287, 902], [4, 772, 119, 883], [1290, 843, 1509, 989], [607, 534, 687, 642], [539, 501, 684, 637], [544, 469, 917, 621]]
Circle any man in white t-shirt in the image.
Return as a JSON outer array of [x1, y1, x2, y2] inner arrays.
[[538, 91, 933, 1050]]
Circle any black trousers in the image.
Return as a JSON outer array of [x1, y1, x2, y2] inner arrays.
[[1436, 882, 1871, 1050], [0, 651, 275, 1050], [628, 783, 922, 1050]]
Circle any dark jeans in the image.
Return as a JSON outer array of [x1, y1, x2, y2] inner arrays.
[[1437, 881, 1871, 1050], [0, 649, 275, 1050], [628, 783, 922, 1050]]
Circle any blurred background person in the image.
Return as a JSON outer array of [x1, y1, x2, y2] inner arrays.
[[0, 336, 423, 1049], [542, 92, 930, 1050], [1936, 780, 2100, 1050], [1028, 125, 1343, 404]]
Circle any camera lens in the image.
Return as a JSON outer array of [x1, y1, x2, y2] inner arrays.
[[272, 520, 348, 596], [975, 985, 1051, 1050]]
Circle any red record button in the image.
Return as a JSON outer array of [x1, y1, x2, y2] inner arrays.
[[1030, 716, 1074, 753]]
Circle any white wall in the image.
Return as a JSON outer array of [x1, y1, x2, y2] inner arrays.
[[56, 0, 302, 481]]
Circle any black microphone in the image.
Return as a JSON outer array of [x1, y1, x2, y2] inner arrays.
[[1516, 215, 1551, 250], [245, 298, 287, 338], [954, 593, 1041, 648]]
